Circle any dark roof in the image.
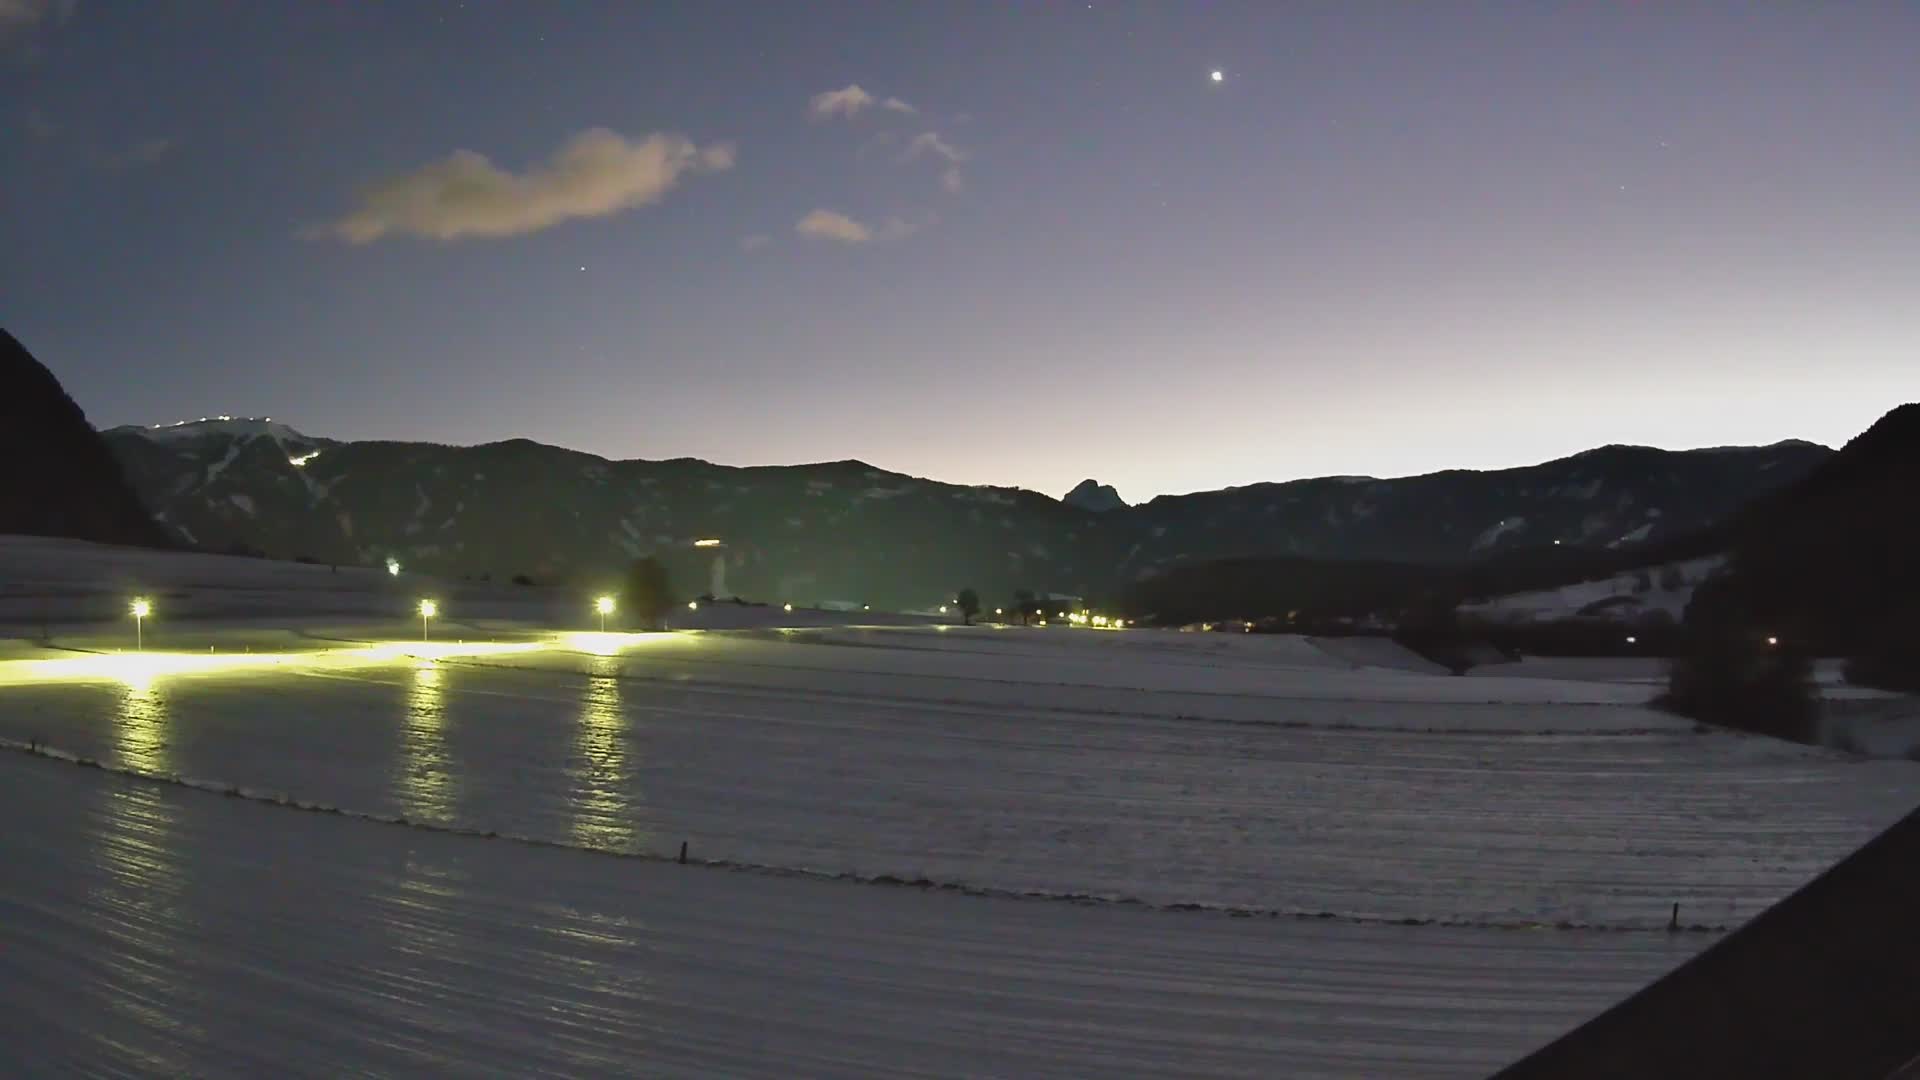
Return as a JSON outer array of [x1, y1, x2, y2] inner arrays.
[[1497, 799, 1920, 1079]]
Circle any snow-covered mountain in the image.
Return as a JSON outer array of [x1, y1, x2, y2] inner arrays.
[[1063, 479, 1126, 513], [103, 421, 1831, 608]]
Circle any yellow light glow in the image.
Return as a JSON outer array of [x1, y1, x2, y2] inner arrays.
[[595, 596, 616, 615], [693, 538, 722, 547], [418, 599, 438, 618], [130, 599, 152, 619], [1, 638, 553, 688]]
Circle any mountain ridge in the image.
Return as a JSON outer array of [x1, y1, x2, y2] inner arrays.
[[104, 415, 1833, 609]]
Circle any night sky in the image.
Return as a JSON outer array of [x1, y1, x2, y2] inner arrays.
[[4, 2, 1915, 500]]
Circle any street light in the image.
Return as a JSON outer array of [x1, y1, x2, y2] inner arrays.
[[419, 598, 438, 641], [595, 595, 615, 632], [386, 557, 401, 577], [130, 597, 151, 651], [1767, 635, 1780, 647], [783, 602, 793, 613], [687, 600, 699, 611]]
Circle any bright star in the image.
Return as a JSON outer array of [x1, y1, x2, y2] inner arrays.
[[1210, 70, 1224, 82]]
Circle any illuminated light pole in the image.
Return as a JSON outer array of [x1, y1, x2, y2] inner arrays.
[[595, 595, 615, 633], [130, 598, 151, 651], [387, 557, 401, 577], [419, 599, 438, 641]]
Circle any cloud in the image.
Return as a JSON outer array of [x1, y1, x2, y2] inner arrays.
[[902, 131, 967, 193], [795, 209, 920, 245], [740, 233, 771, 251], [902, 131, 964, 164], [319, 128, 734, 244], [795, 209, 872, 244], [0, 0, 74, 39], [809, 83, 915, 120]]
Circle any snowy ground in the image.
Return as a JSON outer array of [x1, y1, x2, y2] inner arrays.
[[0, 751, 1704, 1078], [1, 538, 1917, 1074]]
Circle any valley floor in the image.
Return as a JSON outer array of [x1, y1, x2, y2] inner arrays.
[[0, 538, 1915, 1074]]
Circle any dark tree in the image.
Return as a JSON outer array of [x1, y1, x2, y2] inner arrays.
[[956, 587, 981, 625], [1663, 629, 1817, 743], [1012, 588, 1039, 626], [621, 556, 675, 630]]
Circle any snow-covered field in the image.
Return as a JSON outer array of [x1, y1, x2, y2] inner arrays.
[[1, 538, 1916, 1074]]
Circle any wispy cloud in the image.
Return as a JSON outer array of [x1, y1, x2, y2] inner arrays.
[[795, 208, 872, 244], [809, 83, 915, 120], [902, 131, 967, 193], [795, 209, 918, 245], [318, 128, 735, 244]]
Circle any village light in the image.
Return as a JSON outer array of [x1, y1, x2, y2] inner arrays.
[[783, 602, 793, 612], [687, 600, 699, 611], [418, 599, 438, 641], [387, 557, 401, 577], [130, 598, 151, 650], [1767, 635, 1780, 647], [595, 595, 615, 632]]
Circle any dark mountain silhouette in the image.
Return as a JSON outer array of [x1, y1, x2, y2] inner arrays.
[[1063, 479, 1126, 512], [102, 418, 1827, 610], [1684, 402, 1919, 660], [0, 329, 168, 548]]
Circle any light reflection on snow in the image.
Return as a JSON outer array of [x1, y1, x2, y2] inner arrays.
[[0, 639, 551, 688], [569, 655, 638, 852], [114, 677, 171, 775], [396, 665, 454, 825], [88, 679, 201, 1066]]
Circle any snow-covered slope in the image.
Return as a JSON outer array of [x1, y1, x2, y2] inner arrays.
[[1459, 555, 1726, 626]]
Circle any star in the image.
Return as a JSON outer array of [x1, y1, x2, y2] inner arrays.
[[1210, 70, 1224, 83]]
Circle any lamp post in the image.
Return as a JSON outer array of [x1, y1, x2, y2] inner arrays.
[[419, 599, 437, 641], [595, 595, 615, 632], [130, 598, 151, 651]]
